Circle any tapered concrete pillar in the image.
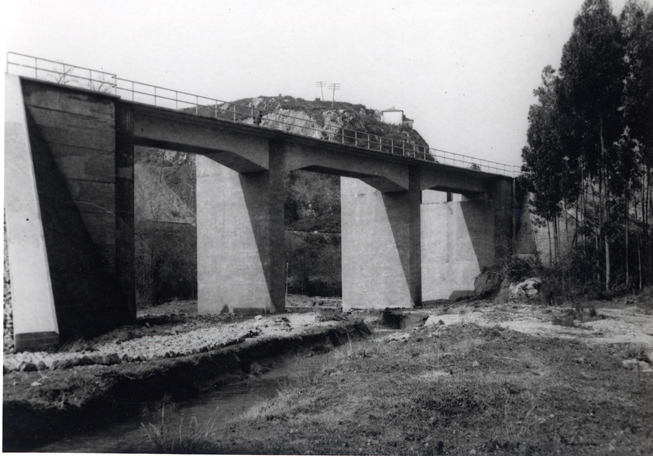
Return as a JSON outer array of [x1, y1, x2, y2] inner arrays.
[[197, 139, 285, 314], [420, 178, 514, 301], [4, 75, 59, 351], [341, 167, 421, 310]]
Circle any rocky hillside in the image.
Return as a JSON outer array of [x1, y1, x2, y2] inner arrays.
[[134, 149, 196, 305], [193, 95, 430, 152]]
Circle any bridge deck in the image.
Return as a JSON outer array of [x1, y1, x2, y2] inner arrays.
[[130, 101, 507, 195]]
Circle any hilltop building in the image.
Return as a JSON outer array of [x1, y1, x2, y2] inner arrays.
[[382, 107, 413, 128]]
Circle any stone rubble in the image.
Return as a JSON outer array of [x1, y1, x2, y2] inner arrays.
[[3, 313, 334, 373]]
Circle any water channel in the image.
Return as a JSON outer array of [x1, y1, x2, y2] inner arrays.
[[36, 327, 396, 453]]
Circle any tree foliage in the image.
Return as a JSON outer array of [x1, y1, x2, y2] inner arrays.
[[522, 0, 653, 291]]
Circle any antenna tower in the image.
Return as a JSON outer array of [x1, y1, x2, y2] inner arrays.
[[328, 83, 341, 108], [315, 81, 326, 101]]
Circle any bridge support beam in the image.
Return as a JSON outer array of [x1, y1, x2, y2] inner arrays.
[[197, 139, 285, 314], [341, 167, 421, 310]]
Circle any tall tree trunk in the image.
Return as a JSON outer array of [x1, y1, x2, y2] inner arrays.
[[641, 173, 647, 286], [648, 167, 652, 285], [547, 221, 552, 268], [625, 188, 630, 287], [600, 119, 609, 291], [591, 177, 600, 282], [555, 214, 560, 261], [605, 236, 610, 291], [575, 200, 579, 247], [638, 230, 642, 290], [564, 199, 569, 245]]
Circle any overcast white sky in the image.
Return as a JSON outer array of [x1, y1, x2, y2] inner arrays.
[[4, 0, 631, 167]]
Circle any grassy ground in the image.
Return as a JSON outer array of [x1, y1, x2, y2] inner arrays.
[[144, 308, 653, 455]]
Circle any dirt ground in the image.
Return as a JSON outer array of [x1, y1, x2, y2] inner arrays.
[[4, 293, 653, 454], [194, 296, 653, 455]]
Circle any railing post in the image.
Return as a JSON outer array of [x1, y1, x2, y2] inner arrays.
[[233, 105, 236, 121], [195, 95, 199, 115], [154, 86, 157, 107], [367, 134, 370, 149], [355, 131, 357, 147]]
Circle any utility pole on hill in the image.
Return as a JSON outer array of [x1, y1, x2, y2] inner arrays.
[[328, 83, 340, 108], [315, 81, 326, 101]]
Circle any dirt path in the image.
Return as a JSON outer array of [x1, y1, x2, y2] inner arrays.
[[420, 300, 653, 351]]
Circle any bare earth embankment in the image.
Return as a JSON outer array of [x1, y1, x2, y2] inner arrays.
[[3, 294, 653, 454], [2, 303, 368, 451]]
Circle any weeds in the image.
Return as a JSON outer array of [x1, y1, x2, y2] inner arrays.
[[141, 404, 219, 453], [57, 337, 91, 353], [624, 344, 648, 361], [332, 332, 388, 363]]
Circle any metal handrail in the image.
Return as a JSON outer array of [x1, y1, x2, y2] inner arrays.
[[6, 52, 521, 177]]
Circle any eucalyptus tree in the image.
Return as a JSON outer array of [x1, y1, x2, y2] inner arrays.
[[557, 0, 626, 289], [522, 67, 571, 264], [619, 0, 653, 286]]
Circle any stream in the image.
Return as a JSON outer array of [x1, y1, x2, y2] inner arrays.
[[35, 327, 396, 453]]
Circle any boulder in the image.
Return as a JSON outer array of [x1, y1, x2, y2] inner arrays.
[[494, 279, 512, 304], [622, 358, 653, 373], [509, 277, 542, 300], [424, 316, 445, 327], [474, 270, 502, 298], [495, 277, 543, 303]]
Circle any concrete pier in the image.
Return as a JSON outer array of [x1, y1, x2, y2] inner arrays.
[[341, 167, 422, 310], [421, 193, 494, 301], [197, 140, 286, 314]]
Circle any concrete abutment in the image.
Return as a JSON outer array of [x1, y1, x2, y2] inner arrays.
[[5, 76, 135, 350]]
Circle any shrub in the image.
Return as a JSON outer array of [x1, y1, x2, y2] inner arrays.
[[499, 255, 540, 283]]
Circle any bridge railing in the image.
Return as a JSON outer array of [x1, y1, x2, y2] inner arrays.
[[7, 52, 521, 177], [7, 52, 118, 94]]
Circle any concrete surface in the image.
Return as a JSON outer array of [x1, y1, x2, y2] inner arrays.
[[196, 140, 286, 315], [341, 171, 421, 310], [4, 75, 59, 351]]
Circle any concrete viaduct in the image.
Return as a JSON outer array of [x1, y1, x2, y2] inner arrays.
[[5, 75, 519, 351]]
